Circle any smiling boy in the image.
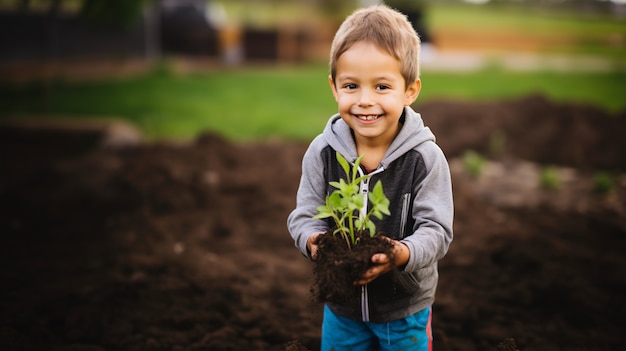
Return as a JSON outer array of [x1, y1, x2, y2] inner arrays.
[[287, 5, 453, 351]]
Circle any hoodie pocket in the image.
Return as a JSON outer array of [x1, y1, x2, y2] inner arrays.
[[395, 270, 421, 295]]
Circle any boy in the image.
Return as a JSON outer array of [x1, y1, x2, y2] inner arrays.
[[287, 5, 453, 351]]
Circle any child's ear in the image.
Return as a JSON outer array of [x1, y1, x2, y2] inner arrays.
[[328, 75, 339, 102], [404, 78, 421, 106]]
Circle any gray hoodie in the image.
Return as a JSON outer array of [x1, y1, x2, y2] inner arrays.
[[287, 106, 453, 323]]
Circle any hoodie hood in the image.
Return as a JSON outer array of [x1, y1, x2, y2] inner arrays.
[[323, 106, 436, 168]]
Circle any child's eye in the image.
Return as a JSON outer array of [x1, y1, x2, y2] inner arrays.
[[343, 83, 357, 90], [376, 84, 390, 91]]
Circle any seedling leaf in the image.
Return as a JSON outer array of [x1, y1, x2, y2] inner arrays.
[[314, 152, 391, 248]]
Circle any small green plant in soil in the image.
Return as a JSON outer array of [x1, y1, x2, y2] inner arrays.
[[311, 152, 395, 304], [313, 152, 390, 249], [593, 172, 614, 194], [462, 150, 485, 178], [539, 166, 560, 190]]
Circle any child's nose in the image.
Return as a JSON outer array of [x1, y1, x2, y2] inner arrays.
[[358, 89, 374, 106]]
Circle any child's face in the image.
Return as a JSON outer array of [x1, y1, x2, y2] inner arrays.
[[329, 41, 420, 145]]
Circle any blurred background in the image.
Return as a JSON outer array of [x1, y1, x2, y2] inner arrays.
[[1, 2, 625, 350], [0, 0, 625, 141]]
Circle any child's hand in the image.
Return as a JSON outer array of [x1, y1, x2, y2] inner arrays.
[[307, 233, 322, 260], [354, 239, 410, 286]]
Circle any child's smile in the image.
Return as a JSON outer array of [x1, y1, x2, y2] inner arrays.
[[354, 113, 384, 122]]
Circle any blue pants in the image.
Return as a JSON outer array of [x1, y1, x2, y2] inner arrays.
[[321, 305, 433, 351]]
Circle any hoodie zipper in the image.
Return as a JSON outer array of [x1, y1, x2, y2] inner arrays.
[[359, 176, 369, 219], [361, 285, 369, 322], [356, 165, 384, 322], [399, 193, 411, 239]]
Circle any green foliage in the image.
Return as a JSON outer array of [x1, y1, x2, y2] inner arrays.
[[462, 150, 485, 178], [317, 0, 357, 21], [313, 152, 391, 249], [593, 172, 614, 194], [539, 166, 560, 190], [79, 0, 146, 26]]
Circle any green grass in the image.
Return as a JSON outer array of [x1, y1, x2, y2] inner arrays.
[[1, 64, 624, 141], [419, 68, 626, 112], [428, 2, 626, 34], [0, 65, 336, 141]]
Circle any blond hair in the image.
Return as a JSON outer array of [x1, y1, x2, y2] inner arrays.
[[329, 5, 421, 87]]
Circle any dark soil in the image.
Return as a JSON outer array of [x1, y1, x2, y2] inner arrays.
[[312, 231, 394, 305], [1, 95, 625, 351]]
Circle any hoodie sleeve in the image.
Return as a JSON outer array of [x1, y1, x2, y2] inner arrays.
[[287, 135, 331, 259], [400, 141, 454, 272]]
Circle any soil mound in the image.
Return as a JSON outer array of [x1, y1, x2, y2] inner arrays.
[[1, 95, 624, 350]]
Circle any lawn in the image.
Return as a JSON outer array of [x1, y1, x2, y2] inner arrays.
[[1, 64, 624, 141]]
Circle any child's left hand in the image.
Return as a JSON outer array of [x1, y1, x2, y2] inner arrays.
[[354, 239, 409, 286]]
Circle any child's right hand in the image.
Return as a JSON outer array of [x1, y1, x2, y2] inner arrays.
[[307, 233, 322, 260]]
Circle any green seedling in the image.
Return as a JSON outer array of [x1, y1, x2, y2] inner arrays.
[[313, 152, 391, 249], [462, 150, 485, 178], [593, 172, 614, 194], [539, 166, 560, 190]]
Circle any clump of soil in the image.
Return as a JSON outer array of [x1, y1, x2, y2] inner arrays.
[[312, 231, 394, 304]]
